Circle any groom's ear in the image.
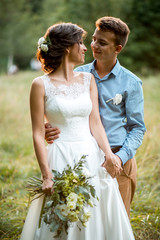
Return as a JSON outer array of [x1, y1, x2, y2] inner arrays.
[[115, 45, 122, 54]]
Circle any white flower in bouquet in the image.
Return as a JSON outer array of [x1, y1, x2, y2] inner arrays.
[[66, 192, 78, 203], [68, 211, 79, 222], [83, 211, 92, 221], [57, 204, 69, 217], [80, 211, 92, 227], [67, 201, 77, 210]]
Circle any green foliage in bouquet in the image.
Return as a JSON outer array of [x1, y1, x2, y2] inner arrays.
[[26, 155, 98, 238]]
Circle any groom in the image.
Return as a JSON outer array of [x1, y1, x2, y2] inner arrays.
[[45, 16, 146, 216]]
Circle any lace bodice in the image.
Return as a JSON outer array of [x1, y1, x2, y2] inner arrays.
[[41, 73, 91, 100], [40, 73, 93, 141]]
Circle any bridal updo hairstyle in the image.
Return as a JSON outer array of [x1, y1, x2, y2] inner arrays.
[[37, 23, 86, 73]]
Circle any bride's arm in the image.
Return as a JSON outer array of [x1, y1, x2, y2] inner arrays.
[[30, 78, 53, 193], [89, 75, 122, 177]]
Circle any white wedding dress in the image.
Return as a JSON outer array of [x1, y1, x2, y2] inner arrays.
[[20, 72, 135, 240]]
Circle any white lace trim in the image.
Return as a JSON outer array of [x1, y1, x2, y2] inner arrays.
[[41, 73, 91, 100]]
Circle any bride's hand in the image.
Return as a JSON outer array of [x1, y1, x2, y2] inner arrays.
[[102, 153, 123, 178], [42, 178, 54, 195]]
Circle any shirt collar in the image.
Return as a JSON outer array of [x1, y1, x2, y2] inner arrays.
[[111, 59, 121, 77], [90, 59, 121, 80], [90, 59, 97, 72]]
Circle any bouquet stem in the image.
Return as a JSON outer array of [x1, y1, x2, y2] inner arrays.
[[39, 195, 46, 228]]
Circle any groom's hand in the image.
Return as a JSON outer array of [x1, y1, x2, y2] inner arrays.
[[102, 154, 123, 178], [45, 123, 60, 144]]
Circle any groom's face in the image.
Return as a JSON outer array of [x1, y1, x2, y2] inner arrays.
[[91, 28, 117, 62]]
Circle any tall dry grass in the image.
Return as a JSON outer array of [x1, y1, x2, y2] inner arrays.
[[0, 71, 159, 239]]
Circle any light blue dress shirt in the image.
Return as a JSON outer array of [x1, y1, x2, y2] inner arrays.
[[75, 59, 146, 165]]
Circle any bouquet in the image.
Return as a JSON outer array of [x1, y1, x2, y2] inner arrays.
[[26, 155, 98, 238]]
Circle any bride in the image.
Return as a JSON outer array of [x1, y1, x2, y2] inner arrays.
[[20, 22, 135, 240]]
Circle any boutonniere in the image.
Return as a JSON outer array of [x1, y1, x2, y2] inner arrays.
[[106, 94, 122, 105]]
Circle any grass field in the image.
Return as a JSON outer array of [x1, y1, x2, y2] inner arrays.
[[0, 71, 160, 240]]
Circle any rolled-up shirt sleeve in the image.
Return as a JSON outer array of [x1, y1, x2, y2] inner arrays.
[[116, 79, 146, 165]]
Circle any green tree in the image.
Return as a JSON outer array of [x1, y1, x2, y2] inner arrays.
[[1, 0, 159, 72], [0, 0, 47, 72], [119, 0, 160, 72]]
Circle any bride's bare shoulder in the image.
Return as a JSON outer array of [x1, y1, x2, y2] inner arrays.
[[32, 76, 44, 85], [30, 76, 45, 95]]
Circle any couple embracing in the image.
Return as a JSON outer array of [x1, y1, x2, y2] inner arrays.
[[20, 16, 146, 240]]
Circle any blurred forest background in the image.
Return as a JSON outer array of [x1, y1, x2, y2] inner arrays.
[[0, 0, 160, 74]]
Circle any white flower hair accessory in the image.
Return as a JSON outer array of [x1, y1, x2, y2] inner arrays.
[[106, 94, 123, 105], [38, 37, 49, 52]]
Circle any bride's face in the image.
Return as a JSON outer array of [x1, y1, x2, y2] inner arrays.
[[68, 40, 87, 65]]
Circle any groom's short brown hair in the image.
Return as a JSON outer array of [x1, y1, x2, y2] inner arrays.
[[96, 16, 130, 48]]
